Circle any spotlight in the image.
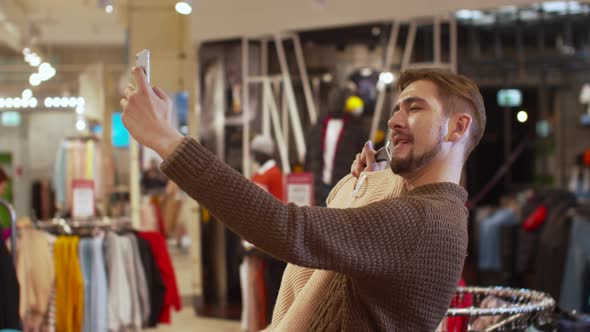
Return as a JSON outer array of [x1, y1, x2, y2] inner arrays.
[[379, 72, 395, 85], [21, 89, 32, 100], [175, 1, 192, 15], [44, 97, 53, 108], [29, 98, 38, 108], [517, 110, 528, 123], [29, 73, 41, 86], [76, 119, 87, 131], [105, 4, 113, 13]]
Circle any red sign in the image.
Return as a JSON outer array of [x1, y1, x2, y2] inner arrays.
[[71, 179, 95, 219], [285, 173, 314, 207]]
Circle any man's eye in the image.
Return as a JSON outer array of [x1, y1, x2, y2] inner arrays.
[[410, 107, 422, 111]]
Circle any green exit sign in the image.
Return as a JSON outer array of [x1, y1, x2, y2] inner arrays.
[[1, 111, 21, 127]]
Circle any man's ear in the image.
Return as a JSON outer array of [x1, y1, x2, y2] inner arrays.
[[445, 113, 472, 143]]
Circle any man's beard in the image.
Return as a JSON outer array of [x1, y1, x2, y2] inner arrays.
[[390, 126, 444, 175]]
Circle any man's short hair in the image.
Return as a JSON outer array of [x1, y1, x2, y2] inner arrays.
[[397, 68, 486, 158], [0, 167, 7, 183]]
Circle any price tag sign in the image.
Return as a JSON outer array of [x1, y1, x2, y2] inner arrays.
[[285, 173, 314, 207], [72, 179, 95, 219]]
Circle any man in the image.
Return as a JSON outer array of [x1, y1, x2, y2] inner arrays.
[[121, 67, 486, 330]]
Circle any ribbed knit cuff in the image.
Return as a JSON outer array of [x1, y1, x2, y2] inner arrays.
[[160, 137, 216, 182]]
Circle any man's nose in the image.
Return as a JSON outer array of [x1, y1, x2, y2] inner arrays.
[[388, 111, 406, 130]]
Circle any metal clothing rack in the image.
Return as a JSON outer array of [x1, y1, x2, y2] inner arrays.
[[36, 216, 132, 234], [444, 286, 556, 332], [0, 198, 17, 264]]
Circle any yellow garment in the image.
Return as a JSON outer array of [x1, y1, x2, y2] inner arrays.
[[54, 237, 66, 332], [85, 140, 94, 180], [55, 237, 84, 332], [16, 220, 54, 330]]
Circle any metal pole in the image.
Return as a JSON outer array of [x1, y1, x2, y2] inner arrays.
[[0, 198, 17, 264], [242, 37, 251, 178], [292, 33, 318, 125], [261, 40, 271, 136], [274, 34, 306, 163], [370, 21, 400, 142], [401, 21, 417, 71], [264, 80, 292, 173], [450, 16, 458, 73], [434, 16, 441, 66]]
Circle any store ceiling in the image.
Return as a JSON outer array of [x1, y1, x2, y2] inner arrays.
[[0, 0, 561, 50]]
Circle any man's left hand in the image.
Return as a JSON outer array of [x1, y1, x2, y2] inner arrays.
[[351, 141, 388, 178]]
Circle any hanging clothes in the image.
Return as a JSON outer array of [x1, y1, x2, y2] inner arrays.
[[126, 234, 150, 327], [16, 221, 55, 331], [137, 231, 181, 324], [0, 233, 20, 330], [79, 236, 108, 332], [54, 236, 84, 332], [133, 232, 166, 328], [560, 208, 590, 313], [105, 233, 135, 331]]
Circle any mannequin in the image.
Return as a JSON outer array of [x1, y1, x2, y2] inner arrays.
[[240, 135, 286, 330], [306, 94, 371, 206]]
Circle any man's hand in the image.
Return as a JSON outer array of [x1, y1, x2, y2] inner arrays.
[[120, 67, 184, 159], [351, 141, 389, 178]]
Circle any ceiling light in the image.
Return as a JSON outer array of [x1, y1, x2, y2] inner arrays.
[[29, 98, 38, 108], [76, 105, 85, 114], [53, 97, 61, 106], [5, 98, 14, 108], [77, 97, 85, 106], [517, 110, 528, 123], [105, 4, 113, 13], [175, 1, 192, 15], [30, 55, 41, 67], [44, 97, 53, 108], [13, 98, 22, 109], [322, 73, 333, 83], [68, 97, 78, 108], [0, 98, 5, 108], [21, 89, 32, 100], [29, 73, 41, 86], [371, 27, 381, 36], [60, 97, 69, 108], [76, 119, 87, 131], [23, 48, 31, 55], [379, 72, 395, 85]]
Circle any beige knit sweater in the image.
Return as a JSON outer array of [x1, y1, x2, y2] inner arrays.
[[162, 137, 469, 331], [267, 169, 406, 331]]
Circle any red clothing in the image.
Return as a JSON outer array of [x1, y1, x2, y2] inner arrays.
[[251, 162, 284, 202], [522, 204, 548, 231], [447, 279, 472, 332], [137, 231, 182, 323]]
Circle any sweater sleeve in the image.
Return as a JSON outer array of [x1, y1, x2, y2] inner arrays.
[[161, 137, 423, 279]]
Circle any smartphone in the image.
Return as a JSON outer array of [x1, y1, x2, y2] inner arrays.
[[375, 141, 391, 162], [135, 49, 150, 83]]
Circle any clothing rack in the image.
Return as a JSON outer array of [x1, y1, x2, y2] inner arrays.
[[444, 286, 556, 331], [36, 216, 131, 234], [0, 198, 16, 264]]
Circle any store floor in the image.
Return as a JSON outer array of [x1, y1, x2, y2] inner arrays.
[[151, 308, 241, 332], [158, 240, 242, 331]]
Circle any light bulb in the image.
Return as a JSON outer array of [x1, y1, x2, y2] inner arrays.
[[175, 1, 192, 15], [30, 55, 41, 67], [60, 97, 69, 108], [322, 73, 333, 83], [13, 98, 22, 108], [105, 4, 113, 13], [76, 105, 85, 114], [76, 119, 87, 131], [517, 110, 528, 123], [0, 98, 5, 108], [29, 98, 38, 108], [68, 97, 78, 108], [53, 97, 61, 106], [21, 89, 32, 100], [44, 97, 53, 108], [29, 73, 41, 86], [77, 97, 85, 106], [23, 48, 31, 55], [379, 72, 395, 85], [5, 98, 14, 108]]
